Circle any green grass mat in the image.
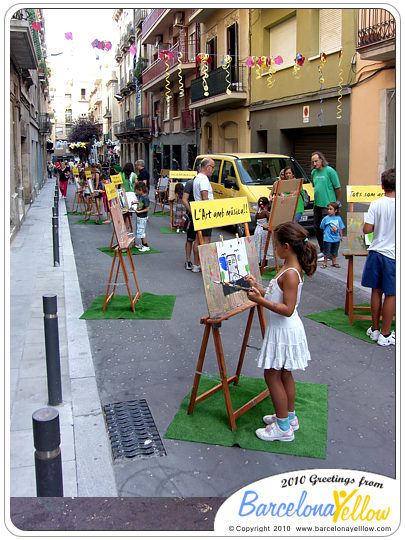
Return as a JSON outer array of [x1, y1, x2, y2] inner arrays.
[[160, 227, 186, 234], [261, 268, 277, 280], [305, 305, 395, 343], [66, 211, 83, 215], [97, 246, 162, 257], [80, 292, 176, 320], [73, 219, 105, 225], [165, 376, 327, 459], [150, 211, 170, 217]]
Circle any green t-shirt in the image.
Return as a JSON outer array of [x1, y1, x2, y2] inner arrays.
[[311, 166, 341, 208], [296, 188, 305, 214], [120, 171, 137, 193]]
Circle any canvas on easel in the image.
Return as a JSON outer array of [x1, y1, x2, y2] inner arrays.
[[153, 169, 170, 214], [260, 178, 302, 274], [83, 177, 99, 223]]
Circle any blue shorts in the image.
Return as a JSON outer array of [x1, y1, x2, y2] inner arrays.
[[361, 250, 395, 295], [323, 241, 339, 258]]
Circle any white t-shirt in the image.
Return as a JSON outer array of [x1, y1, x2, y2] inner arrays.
[[365, 195, 395, 259], [193, 172, 214, 202]]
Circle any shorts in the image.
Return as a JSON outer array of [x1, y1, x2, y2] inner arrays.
[[136, 216, 148, 239], [323, 241, 339, 258], [361, 250, 395, 295]]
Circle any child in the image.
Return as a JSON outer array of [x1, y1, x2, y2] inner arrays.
[[319, 202, 345, 268], [254, 197, 270, 265], [173, 183, 186, 233], [361, 168, 395, 346], [134, 182, 150, 252], [246, 222, 318, 442]]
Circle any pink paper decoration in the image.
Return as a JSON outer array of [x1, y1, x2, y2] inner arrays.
[[129, 45, 137, 55], [65, 32, 73, 40], [31, 22, 41, 31]]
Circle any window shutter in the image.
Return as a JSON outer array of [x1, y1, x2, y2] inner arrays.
[[269, 17, 297, 68], [319, 9, 342, 53]]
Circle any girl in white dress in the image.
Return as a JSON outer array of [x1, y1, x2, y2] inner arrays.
[[246, 222, 318, 442], [254, 197, 270, 265]]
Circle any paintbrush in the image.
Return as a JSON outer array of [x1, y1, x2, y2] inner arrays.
[[213, 280, 252, 292]]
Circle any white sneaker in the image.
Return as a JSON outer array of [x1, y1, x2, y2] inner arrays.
[[191, 265, 201, 273], [256, 422, 295, 442], [135, 244, 143, 250], [317, 252, 324, 260], [138, 245, 150, 252], [366, 326, 380, 342], [377, 332, 395, 346], [263, 413, 299, 431]]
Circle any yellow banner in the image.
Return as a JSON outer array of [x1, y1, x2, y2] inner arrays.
[[72, 168, 79, 176], [105, 183, 117, 201], [190, 197, 251, 230], [346, 185, 384, 202], [169, 170, 197, 179], [84, 170, 92, 179], [110, 174, 122, 185]]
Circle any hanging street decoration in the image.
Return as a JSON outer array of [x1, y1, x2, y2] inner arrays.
[[246, 55, 283, 87], [65, 32, 73, 40], [178, 51, 184, 97], [317, 52, 327, 126], [293, 53, 305, 78], [159, 50, 175, 102], [221, 54, 232, 95], [31, 21, 41, 31], [91, 39, 112, 51], [336, 49, 343, 119], [197, 53, 210, 97], [129, 44, 137, 55]]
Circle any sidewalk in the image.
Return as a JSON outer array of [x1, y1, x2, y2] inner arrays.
[[9, 177, 117, 497]]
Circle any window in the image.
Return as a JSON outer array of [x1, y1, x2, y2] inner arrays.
[[81, 88, 86, 100], [269, 16, 296, 69], [206, 37, 217, 71], [173, 92, 179, 117], [221, 161, 238, 187], [319, 9, 342, 53]]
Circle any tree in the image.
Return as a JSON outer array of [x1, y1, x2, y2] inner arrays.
[[67, 119, 102, 160]]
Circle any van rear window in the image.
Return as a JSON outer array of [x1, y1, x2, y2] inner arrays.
[[236, 158, 308, 186]]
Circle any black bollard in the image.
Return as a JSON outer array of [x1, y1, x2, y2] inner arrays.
[[43, 295, 62, 404], [52, 210, 60, 267], [32, 407, 63, 497]]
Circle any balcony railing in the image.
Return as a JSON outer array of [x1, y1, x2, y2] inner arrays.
[[142, 38, 197, 87], [142, 8, 167, 37], [191, 63, 247, 103], [357, 9, 395, 48], [135, 8, 148, 27], [39, 113, 52, 134]]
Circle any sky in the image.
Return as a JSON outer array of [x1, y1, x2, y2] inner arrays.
[[42, 8, 119, 77]]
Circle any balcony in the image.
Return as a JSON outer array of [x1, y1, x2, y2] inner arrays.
[[39, 113, 52, 134], [142, 8, 170, 44], [103, 108, 112, 118], [135, 8, 148, 28], [188, 8, 218, 24], [142, 38, 197, 90], [190, 63, 247, 111], [115, 116, 152, 139], [10, 17, 38, 70], [357, 9, 395, 62]]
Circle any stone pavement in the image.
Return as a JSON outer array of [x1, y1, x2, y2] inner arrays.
[[10, 177, 117, 497]]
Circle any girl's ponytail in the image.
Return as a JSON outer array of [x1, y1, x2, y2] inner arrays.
[[274, 222, 318, 276]]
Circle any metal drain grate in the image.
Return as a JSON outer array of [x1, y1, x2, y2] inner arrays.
[[103, 399, 166, 461]]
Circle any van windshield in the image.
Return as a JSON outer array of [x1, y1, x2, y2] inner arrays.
[[235, 157, 308, 186]]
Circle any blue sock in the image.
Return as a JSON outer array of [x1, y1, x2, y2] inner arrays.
[[288, 411, 296, 420], [276, 417, 290, 431]]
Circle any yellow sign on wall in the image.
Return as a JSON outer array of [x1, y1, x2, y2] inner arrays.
[[105, 183, 117, 201], [190, 197, 251, 230], [110, 174, 122, 185], [346, 185, 384, 202], [169, 170, 197, 179]]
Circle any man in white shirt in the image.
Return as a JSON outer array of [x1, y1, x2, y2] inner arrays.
[[191, 158, 215, 272], [361, 168, 395, 346]]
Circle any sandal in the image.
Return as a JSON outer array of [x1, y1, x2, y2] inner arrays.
[[320, 264, 327, 269], [331, 263, 341, 268]]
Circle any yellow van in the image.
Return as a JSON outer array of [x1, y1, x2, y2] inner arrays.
[[193, 153, 314, 234]]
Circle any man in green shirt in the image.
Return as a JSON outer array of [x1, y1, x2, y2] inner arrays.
[[311, 152, 341, 259]]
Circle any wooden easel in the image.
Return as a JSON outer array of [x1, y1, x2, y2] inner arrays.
[[153, 169, 170, 215], [71, 178, 84, 214], [168, 180, 178, 230], [103, 199, 141, 312], [83, 177, 100, 223], [108, 186, 133, 251], [188, 223, 269, 431], [260, 178, 302, 275]]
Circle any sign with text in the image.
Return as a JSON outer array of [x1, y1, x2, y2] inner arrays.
[[105, 183, 118, 201], [190, 197, 251, 231], [110, 174, 123, 185], [72, 168, 79, 176], [346, 185, 384, 203], [169, 170, 197, 179], [84, 170, 92, 179]]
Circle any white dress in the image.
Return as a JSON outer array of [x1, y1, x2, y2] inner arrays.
[[254, 217, 272, 262], [257, 267, 311, 371]]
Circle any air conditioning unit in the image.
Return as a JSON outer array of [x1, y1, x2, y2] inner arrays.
[[174, 11, 184, 27]]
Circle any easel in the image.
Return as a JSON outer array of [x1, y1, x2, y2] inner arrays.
[[188, 216, 269, 432], [71, 176, 84, 214], [83, 176, 100, 223], [260, 178, 302, 275], [168, 180, 178, 230], [153, 169, 170, 215], [103, 198, 141, 313], [108, 186, 133, 252]]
